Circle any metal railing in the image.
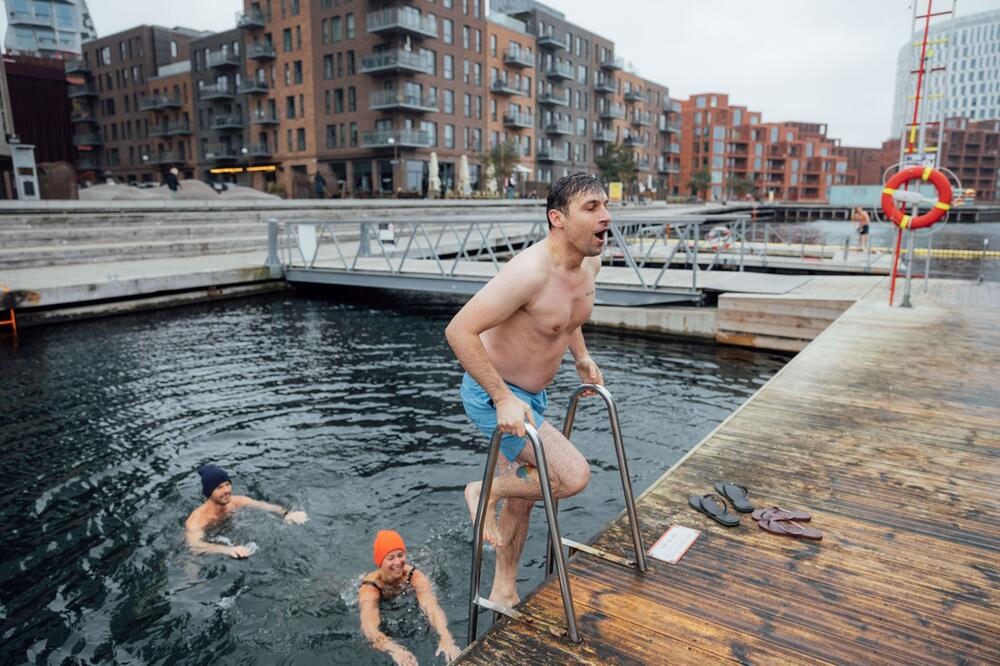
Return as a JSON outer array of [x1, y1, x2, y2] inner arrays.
[[273, 216, 750, 295]]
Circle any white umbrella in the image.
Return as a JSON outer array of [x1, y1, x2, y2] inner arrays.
[[459, 154, 471, 197], [428, 151, 440, 198], [484, 163, 498, 195]]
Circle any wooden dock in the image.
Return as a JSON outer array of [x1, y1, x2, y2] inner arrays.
[[456, 279, 1000, 665]]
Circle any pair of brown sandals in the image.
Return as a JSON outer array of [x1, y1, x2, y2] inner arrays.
[[689, 482, 822, 541], [754, 506, 823, 541]]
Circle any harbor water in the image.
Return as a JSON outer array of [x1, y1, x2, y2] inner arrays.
[[0, 293, 787, 664]]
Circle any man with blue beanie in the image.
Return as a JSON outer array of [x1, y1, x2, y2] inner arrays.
[[185, 464, 308, 559]]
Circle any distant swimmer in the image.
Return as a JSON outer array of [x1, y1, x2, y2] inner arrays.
[[359, 530, 460, 665], [853, 206, 871, 253], [184, 464, 308, 558], [446, 173, 605, 608]]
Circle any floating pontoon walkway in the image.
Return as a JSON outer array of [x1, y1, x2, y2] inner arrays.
[[456, 279, 1000, 664]]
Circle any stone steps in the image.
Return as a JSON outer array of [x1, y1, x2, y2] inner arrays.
[[0, 223, 268, 247], [0, 236, 269, 268]]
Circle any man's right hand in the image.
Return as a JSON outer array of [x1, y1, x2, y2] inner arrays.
[[229, 545, 252, 559], [389, 646, 419, 666], [495, 396, 536, 437]]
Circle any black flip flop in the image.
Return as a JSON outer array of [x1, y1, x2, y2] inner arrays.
[[688, 494, 741, 527], [714, 482, 754, 513]]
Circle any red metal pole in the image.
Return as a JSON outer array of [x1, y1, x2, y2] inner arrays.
[[889, 226, 903, 306]]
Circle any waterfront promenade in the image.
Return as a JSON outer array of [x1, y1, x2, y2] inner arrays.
[[456, 278, 1000, 664]]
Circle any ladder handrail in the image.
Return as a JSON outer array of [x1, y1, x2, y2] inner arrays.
[[546, 384, 647, 575], [467, 422, 580, 646]]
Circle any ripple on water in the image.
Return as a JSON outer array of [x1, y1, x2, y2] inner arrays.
[[0, 294, 786, 664]]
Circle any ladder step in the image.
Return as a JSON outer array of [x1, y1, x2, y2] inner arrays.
[[473, 596, 569, 639], [561, 537, 638, 569]]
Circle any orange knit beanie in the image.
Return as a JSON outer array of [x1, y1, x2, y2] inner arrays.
[[373, 530, 406, 567]]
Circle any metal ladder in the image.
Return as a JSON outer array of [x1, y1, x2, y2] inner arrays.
[[467, 384, 647, 646]]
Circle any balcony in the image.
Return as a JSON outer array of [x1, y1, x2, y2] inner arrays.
[[139, 94, 182, 111], [211, 114, 245, 130], [70, 110, 96, 124], [599, 104, 625, 120], [369, 90, 438, 112], [623, 134, 643, 147], [73, 133, 104, 146], [366, 8, 437, 39], [594, 79, 617, 94], [634, 157, 651, 171], [593, 128, 615, 143], [545, 119, 573, 135], [149, 151, 184, 165], [150, 121, 184, 137], [247, 42, 276, 60], [248, 143, 272, 158], [503, 47, 533, 68], [624, 89, 648, 104], [64, 59, 90, 75], [237, 78, 269, 95], [202, 144, 242, 161], [251, 109, 279, 125], [207, 50, 241, 69], [201, 83, 235, 101], [360, 50, 433, 75], [490, 78, 520, 96], [237, 8, 265, 29], [664, 99, 682, 114], [68, 83, 98, 98], [663, 143, 681, 155], [537, 33, 566, 50], [502, 111, 534, 129], [537, 146, 569, 162], [631, 111, 653, 126], [600, 55, 624, 71], [544, 61, 573, 80], [538, 90, 569, 107], [361, 129, 433, 149], [657, 160, 680, 174]]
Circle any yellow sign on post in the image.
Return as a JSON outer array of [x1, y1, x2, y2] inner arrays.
[[608, 181, 623, 203]]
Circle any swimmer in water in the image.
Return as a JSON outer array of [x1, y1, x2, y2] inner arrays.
[[359, 530, 460, 666], [184, 464, 308, 559]]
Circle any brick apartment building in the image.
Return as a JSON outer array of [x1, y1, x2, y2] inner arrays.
[[678, 93, 849, 202], [837, 118, 1000, 201], [66, 25, 203, 181], [58, 1, 692, 199]]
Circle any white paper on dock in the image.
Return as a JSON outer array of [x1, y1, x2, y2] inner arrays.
[[647, 525, 700, 564]]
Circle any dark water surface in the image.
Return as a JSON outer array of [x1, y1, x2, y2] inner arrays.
[[0, 293, 786, 665]]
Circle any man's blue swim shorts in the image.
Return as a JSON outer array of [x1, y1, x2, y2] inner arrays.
[[460, 372, 547, 462]]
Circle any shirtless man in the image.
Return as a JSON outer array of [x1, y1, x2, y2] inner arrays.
[[185, 464, 308, 558], [852, 206, 871, 253], [445, 173, 608, 607]]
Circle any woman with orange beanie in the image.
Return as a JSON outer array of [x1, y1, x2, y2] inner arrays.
[[359, 530, 461, 665]]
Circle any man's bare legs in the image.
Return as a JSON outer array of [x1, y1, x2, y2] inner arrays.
[[464, 421, 591, 606]]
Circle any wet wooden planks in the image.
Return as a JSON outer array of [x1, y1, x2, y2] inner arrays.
[[457, 284, 1000, 665]]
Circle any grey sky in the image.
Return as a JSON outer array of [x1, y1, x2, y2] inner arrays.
[[7, 0, 999, 147]]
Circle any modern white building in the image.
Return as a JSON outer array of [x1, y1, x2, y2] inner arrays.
[[890, 8, 1000, 138], [4, 0, 98, 59]]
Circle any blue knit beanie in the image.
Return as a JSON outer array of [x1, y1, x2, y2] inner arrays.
[[198, 464, 231, 498]]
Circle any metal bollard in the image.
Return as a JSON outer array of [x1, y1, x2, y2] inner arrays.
[[979, 238, 989, 284], [265, 218, 283, 278]]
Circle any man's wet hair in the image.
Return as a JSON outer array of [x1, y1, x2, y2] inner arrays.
[[546, 173, 606, 229]]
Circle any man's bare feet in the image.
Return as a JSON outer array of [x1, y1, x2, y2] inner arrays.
[[465, 481, 503, 548], [488, 589, 520, 609]]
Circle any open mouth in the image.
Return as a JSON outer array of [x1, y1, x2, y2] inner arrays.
[[594, 229, 608, 242]]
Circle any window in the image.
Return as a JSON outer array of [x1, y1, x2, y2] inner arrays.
[[463, 59, 470, 84], [350, 122, 358, 147], [463, 93, 471, 117], [283, 28, 292, 52], [346, 13, 355, 38], [490, 34, 497, 56], [475, 29, 481, 53], [101, 46, 111, 65], [332, 17, 342, 42], [443, 19, 453, 44], [291, 0, 300, 15], [463, 26, 470, 49], [419, 48, 435, 75], [443, 89, 454, 114], [421, 121, 437, 147], [334, 89, 344, 113], [297, 128, 306, 150], [286, 96, 296, 118], [444, 124, 455, 148], [348, 87, 356, 112], [347, 51, 355, 75], [473, 63, 481, 85], [170, 41, 178, 58], [294, 61, 303, 84], [327, 124, 338, 148], [443, 54, 454, 80], [296, 26, 302, 49], [324, 55, 333, 79]]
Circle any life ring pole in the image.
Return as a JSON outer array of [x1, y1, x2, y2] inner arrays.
[[889, 227, 904, 306]]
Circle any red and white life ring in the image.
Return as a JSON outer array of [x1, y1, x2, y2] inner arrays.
[[706, 226, 732, 251], [881, 166, 953, 230]]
